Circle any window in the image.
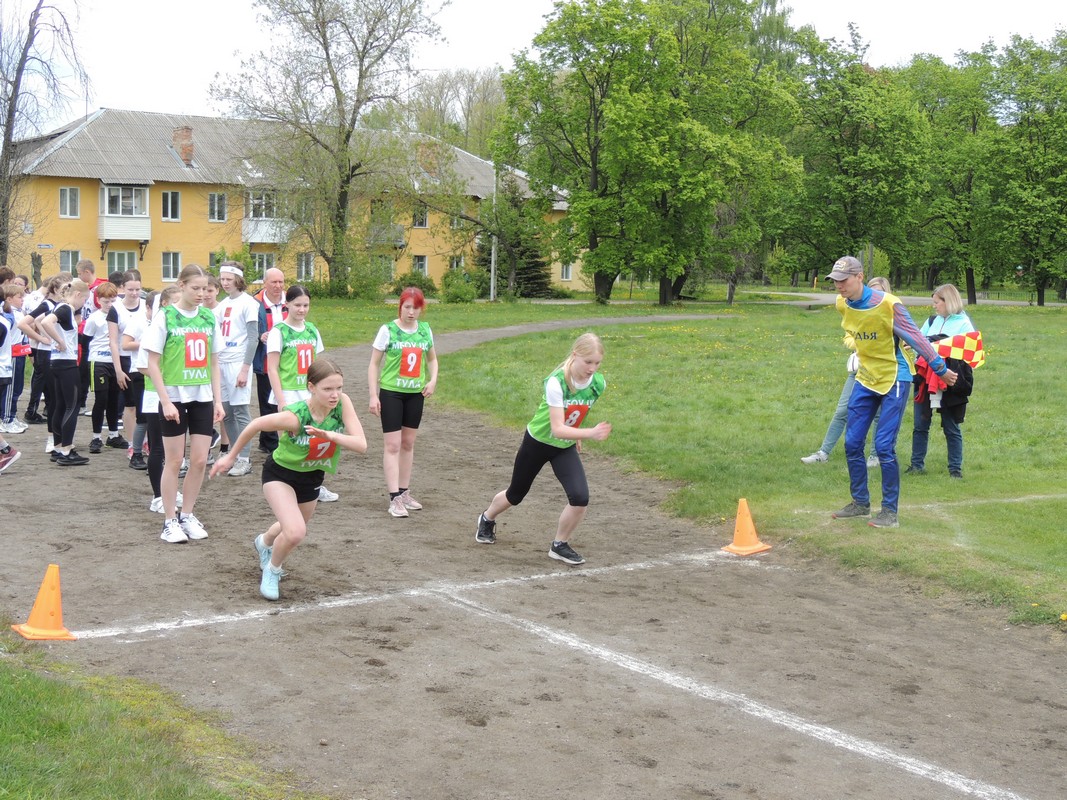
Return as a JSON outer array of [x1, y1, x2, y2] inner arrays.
[[161, 191, 180, 221], [208, 252, 220, 268], [162, 252, 181, 281], [372, 255, 394, 282], [107, 251, 137, 271], [208, 192, 227, 222], [449, 256, 464, 271], [59, 187, 80, 218], [252, 252, 275, 280], [297, 252, 314, 281], [412, 255, 427, 275], [412, 205, 428, 228], [246, 191, 277, 219], [101, 185, 148, 216], [59, 250, 80, 273], [561, 263, 573, 281], [450, 215, 462, 230]]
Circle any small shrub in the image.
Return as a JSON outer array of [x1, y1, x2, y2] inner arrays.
[[389, 271, 438, 298], [441, 268, 479, 303]]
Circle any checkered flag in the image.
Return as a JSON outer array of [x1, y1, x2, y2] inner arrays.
[[934, 331, 985, 369]]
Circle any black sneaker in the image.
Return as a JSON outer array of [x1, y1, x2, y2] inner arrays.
[[50, 449, 62, 462], [23, 411, 46, 424], [56, 449, 89, 466], [475, 514, 496, 544], [549, 541, 585, 565], [106, 435, 130, 449], [209, 429, 222, 450], [89, 438, 103, 454], [129, 453, 148, 470]]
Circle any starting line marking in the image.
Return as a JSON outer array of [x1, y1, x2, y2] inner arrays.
[[71, 550, 758, 640], [435, 590, 1031, 800]]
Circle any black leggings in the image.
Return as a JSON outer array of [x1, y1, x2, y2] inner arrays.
[[504, 431, 589, 508], [50, 361, 81, 447], [29, 351, 52, 420], [144, 412, 163, 498], [90, 362, 120, 435]]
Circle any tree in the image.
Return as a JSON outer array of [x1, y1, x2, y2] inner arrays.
[[0, 0, 84, 264], [212, 0, 441, 291], [402, 67, 505, 159]]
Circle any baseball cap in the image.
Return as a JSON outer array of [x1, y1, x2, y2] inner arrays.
[[825, 256, 864, 281]]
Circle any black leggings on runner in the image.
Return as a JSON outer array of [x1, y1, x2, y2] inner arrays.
[[504, 430, 589, 508], [50, 362, 81, 447], [144, 412, 163, 498]]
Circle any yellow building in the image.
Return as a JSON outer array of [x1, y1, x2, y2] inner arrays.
[[9, 108, 572, 289]]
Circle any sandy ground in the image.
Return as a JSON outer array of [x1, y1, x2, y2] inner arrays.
[[3, 318, 1065, 800]]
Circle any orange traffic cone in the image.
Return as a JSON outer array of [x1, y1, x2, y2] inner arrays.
[[722, 498, 771, 556], [11, 564, 77, 641]]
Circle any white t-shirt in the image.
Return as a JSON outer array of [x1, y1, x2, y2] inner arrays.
[[213, 292, 260, 364], [82, 308, 116, 364], [142, 304, 223, 403], [114, 299, 148, 361]]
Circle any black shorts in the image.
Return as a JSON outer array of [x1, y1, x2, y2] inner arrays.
[[262, 455, 324, 504], [379, 388, 425, 433], [124, 372, 145, 413], [159, 399, 215, 438], [90, 361, 116, 391]]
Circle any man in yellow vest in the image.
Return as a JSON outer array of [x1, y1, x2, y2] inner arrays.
[[827, 256, 957, 528]]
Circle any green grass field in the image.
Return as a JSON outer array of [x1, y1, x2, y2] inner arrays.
[[4, 296, 1064, 798]]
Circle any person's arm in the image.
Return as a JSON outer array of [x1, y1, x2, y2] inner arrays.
[[108, 313, 128, 389], [210, 350, 224, 424], [238, 319, 258, 388], [146, 351, 179, 421], [367, 347, 385, 416], [17, 312, 49, 345], [39, 313, 65, 352], [210, 409, 302, 477], [267, 350, 284, 407], [305, 393, 368, 454], [421, 346, 438, 397], [543, 378, 611, 442], [893, 306, 958, 386]]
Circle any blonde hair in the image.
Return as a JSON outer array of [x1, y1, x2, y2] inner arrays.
[[561, 332, 604, 389], [159, 286, 182, 307], [867, 276, 891, 293], [61, 278, 89, 301], [177, 263, 208, 284], [933, 284, 964, 316], [44, 272, 72, 297]]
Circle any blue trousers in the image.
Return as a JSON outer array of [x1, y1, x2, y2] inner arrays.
[[910, 396, 963, 473], [845, 381, 910, 513]]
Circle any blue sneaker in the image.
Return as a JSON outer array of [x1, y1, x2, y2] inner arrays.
[[260, 564, 281, 601], [254, 535, 272, 570]]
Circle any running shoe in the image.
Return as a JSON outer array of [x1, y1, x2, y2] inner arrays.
[[160, 518, 188, 543], [180, 513, 209, 540], [56, 449, 89, 466], [549, 541, 585, 565], [832, 501, 871, 519], [400, 490, 422, 510], [89, 438, 103, 454], [318, 485, 339, 502], [106, 435, 130, 449], [178, 458, 189, 478], [260, 564, 282, 601], [800, 450, 828, 464], [209, 429, 221, 450], [254, 535, 272, 570], [227, 458, 252, 477], [129, 453, 148, 470], [149, 491, 183, 514], [0, 447, 21, 474], [475, 514, 496, 544], [868, 509, 899, 528], [388, 495, 408, 517]]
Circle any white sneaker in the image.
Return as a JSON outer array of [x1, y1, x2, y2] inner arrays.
[[400, 490, 422, 510], [160, 518, 188, 543], [180, 513, 209, 540], [8, 419, 28, 432], [149, 491, 184, 514], [388, 495, 409, 517], [81, 406, 91, 416], [0, 422, 12, 434], [227, 458, 252, 477], [318, 485, 339, 502], [866, 455, 880, 468], [800, 450, 828, 464], [45, 434, 54, 453]]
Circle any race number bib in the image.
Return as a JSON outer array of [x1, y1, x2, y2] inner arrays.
[[399, 346, 422, 378], [296, 343, 315, 375], [563, 403, 590, 427], [185, 332, 208, 368], [220, 308, 232, 337], [307, 435, 337, 462]]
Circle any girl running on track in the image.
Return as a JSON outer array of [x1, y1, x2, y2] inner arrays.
[[475, 332, 611, 565], [210, 359, 367, 601], [265, 284, 336, 503], [367, 287, 438, 518], [143, 264, 224, 543]]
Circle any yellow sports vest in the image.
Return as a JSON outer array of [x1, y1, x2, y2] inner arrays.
[[837, 293, 900, 395]]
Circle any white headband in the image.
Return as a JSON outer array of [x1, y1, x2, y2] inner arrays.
[[219, 265, 243, 277]]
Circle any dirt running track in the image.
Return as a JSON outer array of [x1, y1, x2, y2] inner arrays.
[[3, 317, 1065, 800]]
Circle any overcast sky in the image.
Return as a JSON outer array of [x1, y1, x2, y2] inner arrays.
[[40, 0, 1067, 131]]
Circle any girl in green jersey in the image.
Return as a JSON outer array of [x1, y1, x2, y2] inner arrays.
[[211, 359, 366, 601], [368, 287, 438, 518], [475, 332, 611, 565]]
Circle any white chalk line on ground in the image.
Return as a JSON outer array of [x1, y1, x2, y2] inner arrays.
[[794, 492, 1067, 516], [434, 589, 1032, 800], [71, 550, 765, 640]]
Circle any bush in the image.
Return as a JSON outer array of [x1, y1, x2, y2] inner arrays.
[[441, 268, 479, 303], [303, 278, 351, 299], [389, 271, 438, 297]]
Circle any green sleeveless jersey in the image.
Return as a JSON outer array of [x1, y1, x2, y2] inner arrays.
[[379, 321, 433, 393], [276, 321, 321, 392], [272, 400, 345, 474], [526, 368, 606, 449], [160, 305, 216, 386]]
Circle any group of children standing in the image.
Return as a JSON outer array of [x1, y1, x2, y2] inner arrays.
[[3, 263, 613, 600]]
